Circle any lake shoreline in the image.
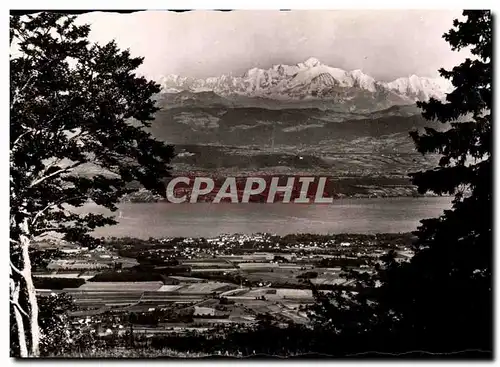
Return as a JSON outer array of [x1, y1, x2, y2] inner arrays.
[[121, 189, 448, 203], [120, 175, 451, 203], [73, 197, 453, 239]]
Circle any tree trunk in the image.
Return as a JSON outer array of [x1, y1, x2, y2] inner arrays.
[[13, 306, 28, 357], [11, 279, 28, 357], [21, 235, 40, 357], [19, 218, 40, 357]]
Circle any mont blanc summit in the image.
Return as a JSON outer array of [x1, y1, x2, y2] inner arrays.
[[158, 58, 453, 110]]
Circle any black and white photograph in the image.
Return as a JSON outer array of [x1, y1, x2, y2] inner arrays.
[[8, 8, 493, 359]]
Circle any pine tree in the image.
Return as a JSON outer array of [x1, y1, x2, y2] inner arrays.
[[10, 12, 174, 357], [401, 8, 492, 353], [309, 10, 492, 357]]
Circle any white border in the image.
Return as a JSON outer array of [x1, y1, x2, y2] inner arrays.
[[2, 2, 498, 366], [3, 1, 499, 10]]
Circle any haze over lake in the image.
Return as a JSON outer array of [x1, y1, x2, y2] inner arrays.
[[76, 197, 452, 239]]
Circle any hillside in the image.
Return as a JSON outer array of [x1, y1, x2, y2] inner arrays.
[[150, 104, 436, 148], [89, 62, 455, 199]]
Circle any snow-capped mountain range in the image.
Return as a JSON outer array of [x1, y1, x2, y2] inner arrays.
[[158, 57, 453, 111]]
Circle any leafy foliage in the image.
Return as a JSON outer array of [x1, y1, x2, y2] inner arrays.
[[10, 12, 174, 246], [10, 12, 175, 356]]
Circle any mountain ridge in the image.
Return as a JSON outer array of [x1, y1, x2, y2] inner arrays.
[[157, 57, 453, 113]]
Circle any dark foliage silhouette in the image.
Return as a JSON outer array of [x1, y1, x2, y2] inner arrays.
[[308, 10, 492, 358], [10, 12, 174, 357]]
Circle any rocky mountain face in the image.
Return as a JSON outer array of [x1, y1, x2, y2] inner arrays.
[[157, 57, 453, 113], [99, 58, 456, 200], [111, 60, 456, 200]]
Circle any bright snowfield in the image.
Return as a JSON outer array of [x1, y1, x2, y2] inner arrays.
[[158, 57, 453, 104]]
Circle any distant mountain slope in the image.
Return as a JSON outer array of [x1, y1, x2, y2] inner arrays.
[[149, 104, 437, 149]]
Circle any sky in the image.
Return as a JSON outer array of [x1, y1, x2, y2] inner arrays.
[[77, 10, 470, 82]]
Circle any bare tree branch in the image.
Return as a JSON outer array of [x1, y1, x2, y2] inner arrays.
[[29, 162, 81, 188], [10, 261, 24, 276], [10, 299, 30, 319], [32, 195, 87, 226]]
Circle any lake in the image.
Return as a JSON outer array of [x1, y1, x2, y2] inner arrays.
[[75, 197, 453, 239]]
